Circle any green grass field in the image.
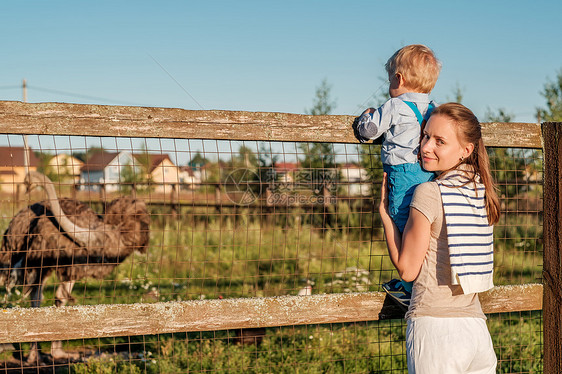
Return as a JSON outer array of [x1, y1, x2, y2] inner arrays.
[[0, 203, 544, 373]]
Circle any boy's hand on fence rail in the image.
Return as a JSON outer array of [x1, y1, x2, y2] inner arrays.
[[352, 116, 371, 143], [352, 110, 383, 144]]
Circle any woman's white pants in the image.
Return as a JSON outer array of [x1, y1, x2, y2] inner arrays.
[[406, 317, 497, 374]]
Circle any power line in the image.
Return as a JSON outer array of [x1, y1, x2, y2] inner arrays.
[[0, 85, 20, 90], [148, 53, 205, 110], [29, 85, 144, 106], [353, 81, 387, 115]]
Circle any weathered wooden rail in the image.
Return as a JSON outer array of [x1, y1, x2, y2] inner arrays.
[[0, 284, 543, 344], [0, 101, 558, 372], [0, 101, 542, 147]]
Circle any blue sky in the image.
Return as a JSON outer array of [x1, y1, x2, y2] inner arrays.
[[1, 1, 561, 163]]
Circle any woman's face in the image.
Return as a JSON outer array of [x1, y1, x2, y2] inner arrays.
[[420, 114, 473, 172]]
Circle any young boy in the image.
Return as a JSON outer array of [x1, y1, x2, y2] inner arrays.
[[353, 44, 441, 307]]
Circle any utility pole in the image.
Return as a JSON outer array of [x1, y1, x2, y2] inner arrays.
[[22, 79, 27, 103]]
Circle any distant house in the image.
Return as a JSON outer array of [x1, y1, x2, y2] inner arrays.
[[48, 153, 84, 183], [339, 163, 370, 196], [134, 154, 180, 194], [274, 162, 300, 185], [0, 147, 39, 193], [79, 151, 138, 192], [178, 166, 199, 189]]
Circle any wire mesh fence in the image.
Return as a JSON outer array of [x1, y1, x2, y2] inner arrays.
[[0, 126, 545, 373]]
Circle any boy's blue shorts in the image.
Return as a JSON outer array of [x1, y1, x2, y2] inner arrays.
[[383, 163, 434, 233]]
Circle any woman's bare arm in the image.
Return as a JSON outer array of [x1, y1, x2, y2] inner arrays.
[[379, 173, 431, 282]]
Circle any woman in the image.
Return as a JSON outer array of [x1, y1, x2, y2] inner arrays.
[[379, 103, 500, 373]]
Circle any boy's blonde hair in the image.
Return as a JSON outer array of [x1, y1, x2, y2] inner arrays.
[[385, 44, 441, 93]]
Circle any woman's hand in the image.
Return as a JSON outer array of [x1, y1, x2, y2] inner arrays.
[[378, 172, 430, 282], [379, 172, 391, 218]]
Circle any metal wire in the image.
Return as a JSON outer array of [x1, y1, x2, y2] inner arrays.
[[0, 135, 543, 373]]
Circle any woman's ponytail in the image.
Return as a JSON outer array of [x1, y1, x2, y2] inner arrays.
[[473, 138, 500, 225]]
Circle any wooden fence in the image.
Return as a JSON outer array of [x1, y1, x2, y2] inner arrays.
[[0, 101, 559, 372]]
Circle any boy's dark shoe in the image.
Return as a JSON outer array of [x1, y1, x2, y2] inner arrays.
[[382, 279, 411, 310]]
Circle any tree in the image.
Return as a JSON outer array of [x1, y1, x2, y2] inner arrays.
[[72, 147, 105, 163], [120, 147, 153, 194], [358, 143, 383, 194], [305, 78, 336, 115], [447, 82, 465, 103], [484, 107, 514, 123], [257, 143, 279, 190], [484, 107, 541, 216], [221, 145, 261, 202], [119, 164, 145, 193], [536, 68, 562, 122], [34, 151, 53, 176], [300, 79, 337, 194], [188, 151, 209, 168], [34, 152, 73, 183], [237, 145, 258, 169]]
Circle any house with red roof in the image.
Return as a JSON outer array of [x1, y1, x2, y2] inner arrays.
[[0, 147, 40, 193], [79, 151, 138, 192], [178, 165, 198, 189], [273, 162, 300, 184], [133, 153, 180, 193]]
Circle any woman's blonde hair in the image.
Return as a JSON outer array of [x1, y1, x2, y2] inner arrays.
[[432, 103, 501, 225], [385, 44, 441, 93]]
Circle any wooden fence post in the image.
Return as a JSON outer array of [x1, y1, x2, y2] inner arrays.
[[170, 183, 178, 220], [215, 184, 222, 213], [322, 185, 331, 206], [99, 183, 106, 201], [542, 121, 562, 373], [15, 183, 21, 204]]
